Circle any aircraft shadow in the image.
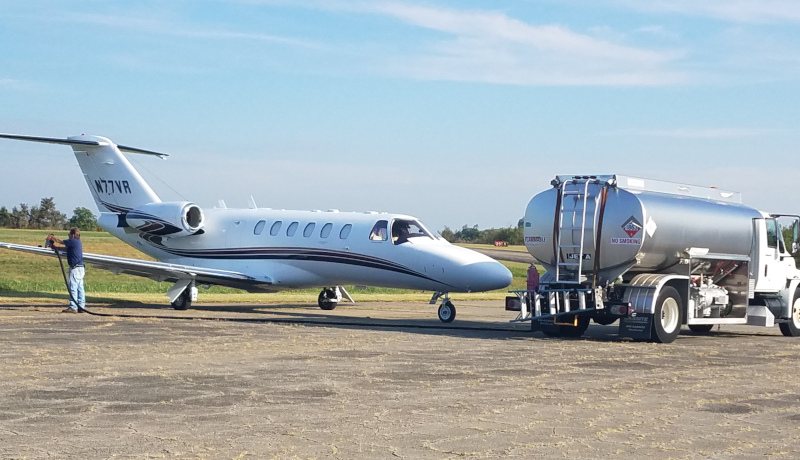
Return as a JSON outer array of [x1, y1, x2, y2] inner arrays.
[[1, 297, 777, 342]]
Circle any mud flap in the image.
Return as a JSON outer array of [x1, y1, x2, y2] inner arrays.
[[619, 314, 653, 340]]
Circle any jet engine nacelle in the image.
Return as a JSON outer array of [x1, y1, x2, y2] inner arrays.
[[126, 201, 204, 237]]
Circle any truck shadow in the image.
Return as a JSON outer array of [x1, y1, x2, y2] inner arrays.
[[2, 301, 783, 342]]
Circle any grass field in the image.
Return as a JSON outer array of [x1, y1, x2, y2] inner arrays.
[[458, 242, 529, 252], [0, 229, 527, 305]]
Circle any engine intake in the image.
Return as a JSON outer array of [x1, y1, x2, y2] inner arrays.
[[126, 201, 204, 237]]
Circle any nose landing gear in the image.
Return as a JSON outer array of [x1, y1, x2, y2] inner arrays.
[[430, 292, 457, 323]]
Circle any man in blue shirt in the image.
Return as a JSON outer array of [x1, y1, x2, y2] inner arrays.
[[48, 228, 86, 313]]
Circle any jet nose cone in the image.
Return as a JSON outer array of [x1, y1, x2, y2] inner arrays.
[[464, 260, 513, 292]]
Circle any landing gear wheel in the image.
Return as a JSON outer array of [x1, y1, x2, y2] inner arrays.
[[318, 288, 338, 311], [438, 300, 456, 323], [688, 324, 714, 333], [171, 289, 191, 311], [779, 290, 800, 337], [651, 286, 682, 343]]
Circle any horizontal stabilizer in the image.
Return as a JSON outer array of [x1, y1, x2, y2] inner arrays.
[[0, 133, 169, 158]]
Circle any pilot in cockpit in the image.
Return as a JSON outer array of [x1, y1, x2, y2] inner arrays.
[[392, 221, 410, 244]]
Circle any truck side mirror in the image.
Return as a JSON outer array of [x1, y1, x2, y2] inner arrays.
[[793, 220, 800, 254]]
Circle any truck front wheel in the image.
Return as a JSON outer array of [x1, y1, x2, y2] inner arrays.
[[652, 286, 682, 343], [779, 291, 800, 337]]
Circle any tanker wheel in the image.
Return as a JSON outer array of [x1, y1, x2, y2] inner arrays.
[[559, 314, 590, 338], [592, 314, 617, 326], [651, 286, 682, 343], [688, 324, 714, 333], [779, 291, 800, 337]]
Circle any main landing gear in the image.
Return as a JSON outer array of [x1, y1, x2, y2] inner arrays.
[[317, 286, 354, 311], [169, 280, 198, 311], [171, 289, 192, 310], [430, 292, 456, 323]]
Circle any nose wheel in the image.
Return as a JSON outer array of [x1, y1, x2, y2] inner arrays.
[[438, 299, 456, 323]]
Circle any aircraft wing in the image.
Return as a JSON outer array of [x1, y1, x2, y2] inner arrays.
[[0, 242, 269, 289]]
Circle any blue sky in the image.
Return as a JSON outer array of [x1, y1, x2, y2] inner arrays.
[[2, 0, 800, 232]]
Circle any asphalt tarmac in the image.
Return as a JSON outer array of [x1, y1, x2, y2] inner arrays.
[[1, 300, 799, 459]]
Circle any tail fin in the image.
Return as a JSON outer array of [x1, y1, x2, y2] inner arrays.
[[0, 133, 165, 213]]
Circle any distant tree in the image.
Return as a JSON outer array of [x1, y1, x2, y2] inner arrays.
[[491, 227, 523, 245], [440, 226, 455, 242], [455, 224, 481, 242], [0, 206, 9, 227], [69, 207, 98, 231], [9, 204, 29, 229], [29, 197, 67, 229], [442, 222, 524, 245]]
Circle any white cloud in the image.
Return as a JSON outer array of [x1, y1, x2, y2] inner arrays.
[[0, 78, 37, 91], [614, 0, 800, 23], [64, 12, 323, 49], [608, 127, 780, 138], [365, 2, 686, 86]]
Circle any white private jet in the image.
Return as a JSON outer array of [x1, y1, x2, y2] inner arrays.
[[0, 133, 512, 321]]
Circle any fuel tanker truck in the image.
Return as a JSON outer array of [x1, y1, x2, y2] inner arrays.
[[505, 174, 800, 343]]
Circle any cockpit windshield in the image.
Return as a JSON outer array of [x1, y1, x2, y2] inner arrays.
[[391, 219, 434, 245]]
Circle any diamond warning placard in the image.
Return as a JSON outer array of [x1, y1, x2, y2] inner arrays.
[[622, 216, 642, 238]]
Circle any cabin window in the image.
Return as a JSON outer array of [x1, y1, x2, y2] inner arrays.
[[254, 220, 266, 235], [286, 221, 299, 237], [766, 219, 779, 249], [369, 220, 388, 241], [391, 219, 434, 245], [303, 222, 316, 238], [339, 224, 352, 239], [320, 223, 333, 238], [270, 221, 282, 236]]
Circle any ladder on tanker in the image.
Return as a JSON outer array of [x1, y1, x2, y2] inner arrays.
[[554, 178, 593, 284]]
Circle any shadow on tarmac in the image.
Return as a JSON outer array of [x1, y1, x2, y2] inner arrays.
[[2, 300, 782, 343]]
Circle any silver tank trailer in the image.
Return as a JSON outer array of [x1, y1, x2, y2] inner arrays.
[[524, 175, 762, 285]]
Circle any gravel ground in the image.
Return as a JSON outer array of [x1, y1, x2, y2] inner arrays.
[[1, 301, 799, 459]]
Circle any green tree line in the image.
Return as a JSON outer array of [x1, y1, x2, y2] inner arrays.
[[440, 219, 524, 245], [0, 197, 98, 231]]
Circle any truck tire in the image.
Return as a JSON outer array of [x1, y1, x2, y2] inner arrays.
[[779, 290, 800, 337], [688, 324, 714, 333], [541, 314, 590, 338], [559, 314, 590, 338], [592, 314, 617, 326], [651, 286, 682, 343]]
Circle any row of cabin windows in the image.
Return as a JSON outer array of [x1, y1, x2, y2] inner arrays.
[[254, 220, 352, 239], [253, 218, 432, 244]]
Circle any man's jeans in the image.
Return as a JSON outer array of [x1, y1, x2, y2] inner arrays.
[[68, 266, 85, 311]]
